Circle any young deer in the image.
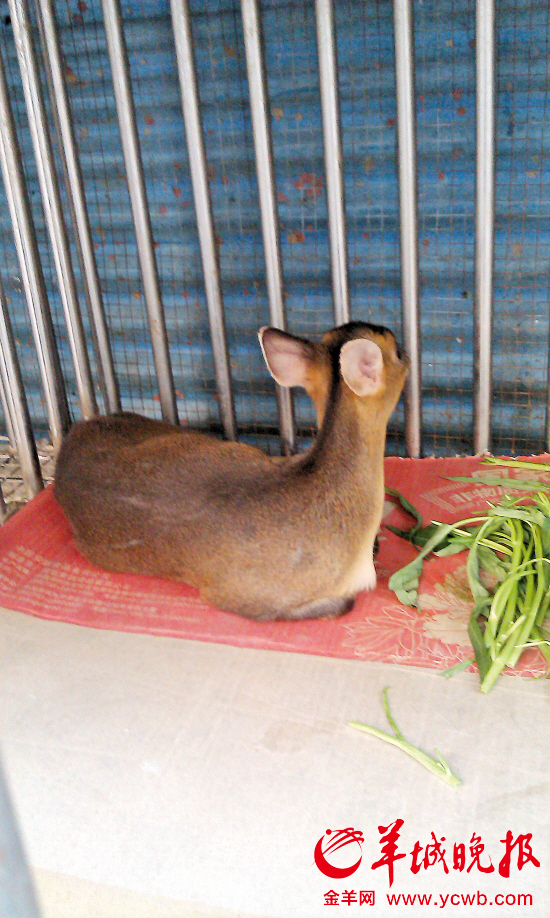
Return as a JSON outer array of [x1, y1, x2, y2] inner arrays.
[[54, 322, 408, 620]]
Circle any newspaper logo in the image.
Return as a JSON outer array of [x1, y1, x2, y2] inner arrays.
[[314, 828, 364, 879]]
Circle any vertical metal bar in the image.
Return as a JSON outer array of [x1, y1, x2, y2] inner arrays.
[[241, 0, 295, 454], [170, 0, 236, 440], [0, 482, 6, 520], [35, 0, 121, 414], [315, 0, 350, 326], [101, 0, 178, 425], [393, 0, 422, 458], [474, 0, 495, 455], [0, 46, 69, 447], [8, 0, 97, 421], [0, 758, 42, 916], [0, 372, 17, 446], [0, 275, 42, 498]]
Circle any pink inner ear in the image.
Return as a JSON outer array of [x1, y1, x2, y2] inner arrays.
[[268, 351, 307, 387], [358, 352, 380, 381], [340, 338, 383, 396], [260, 328, 310, 388]]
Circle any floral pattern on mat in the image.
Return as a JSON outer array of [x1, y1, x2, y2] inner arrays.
[[419, 566, 475, 651]]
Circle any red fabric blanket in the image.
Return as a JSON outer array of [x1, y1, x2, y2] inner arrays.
[[0, 455, 548, 677]]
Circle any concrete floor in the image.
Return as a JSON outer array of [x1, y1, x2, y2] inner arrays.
[[0, 605, 548, 917]]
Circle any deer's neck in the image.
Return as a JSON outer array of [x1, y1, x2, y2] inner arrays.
[[302, 381, 387, 493]]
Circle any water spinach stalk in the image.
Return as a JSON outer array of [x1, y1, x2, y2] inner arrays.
[[387, 458, 550, 693], [348, 687, 461, 788]]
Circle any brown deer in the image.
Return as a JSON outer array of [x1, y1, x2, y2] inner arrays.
[[54, 322, 408, 620]]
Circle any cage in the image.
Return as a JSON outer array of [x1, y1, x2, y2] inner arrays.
[[0, 0, 549, 512], [0, 1, 549, 913]]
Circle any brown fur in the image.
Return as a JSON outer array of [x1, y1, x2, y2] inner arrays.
[[54, 322, 408, 620]]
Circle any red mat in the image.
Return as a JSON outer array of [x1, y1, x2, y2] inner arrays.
[[1, 455, 548, 677]]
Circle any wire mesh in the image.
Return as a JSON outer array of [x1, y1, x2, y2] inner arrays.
[[415, 0, 476, 456], [0, 3, 78, 437], [0, 0, 549, 458], [492, 0, 550, 455], [193, 0, 271, 448], [58, 0, 178, 419], [265, 0, 332, 447], [336, 0, 404, 453]]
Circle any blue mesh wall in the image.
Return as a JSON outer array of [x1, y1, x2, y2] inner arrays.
[[0, 0, 549, 456]]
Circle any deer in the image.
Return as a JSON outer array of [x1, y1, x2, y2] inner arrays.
[[54, 321, 408, 621]]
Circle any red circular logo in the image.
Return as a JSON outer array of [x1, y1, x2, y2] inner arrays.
[[314, 828, 364, 879]]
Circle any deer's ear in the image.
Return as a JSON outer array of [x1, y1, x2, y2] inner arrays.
[[340, 338, 384, 396], [259, 327, 318, 389]]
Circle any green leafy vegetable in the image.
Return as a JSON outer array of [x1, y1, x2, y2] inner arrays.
[[449, 475, 550, 492], [388, 519, 480, 608], [439, 658, 475, 678], [384, 486, 425, 543], [348, 687, 461, 788], [481, 456, 550, 473], [386, 459, 550, 692]]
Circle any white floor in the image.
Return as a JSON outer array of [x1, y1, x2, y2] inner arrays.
[[0, 606, 548, 918]]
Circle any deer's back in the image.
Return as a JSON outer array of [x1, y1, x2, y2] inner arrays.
[[53, 414, 351, 613]]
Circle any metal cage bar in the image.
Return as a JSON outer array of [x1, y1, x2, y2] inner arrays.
[[0, 275, 42, 498], [474, 0, 495, 455], [0, 366, 17, 448], [0, 45, 69, 448], [8, 0, 97, 421], [101, 0, 178, 425], [393, 0, 422, 459], [0, 0, 524, 475], [170, 0, 237, 440], [314, 0, 350, 326], [241, 0, 295, 454], [35, 0, 121, 415]]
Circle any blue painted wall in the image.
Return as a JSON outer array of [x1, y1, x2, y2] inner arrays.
[[0, 0, 549, 455]]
